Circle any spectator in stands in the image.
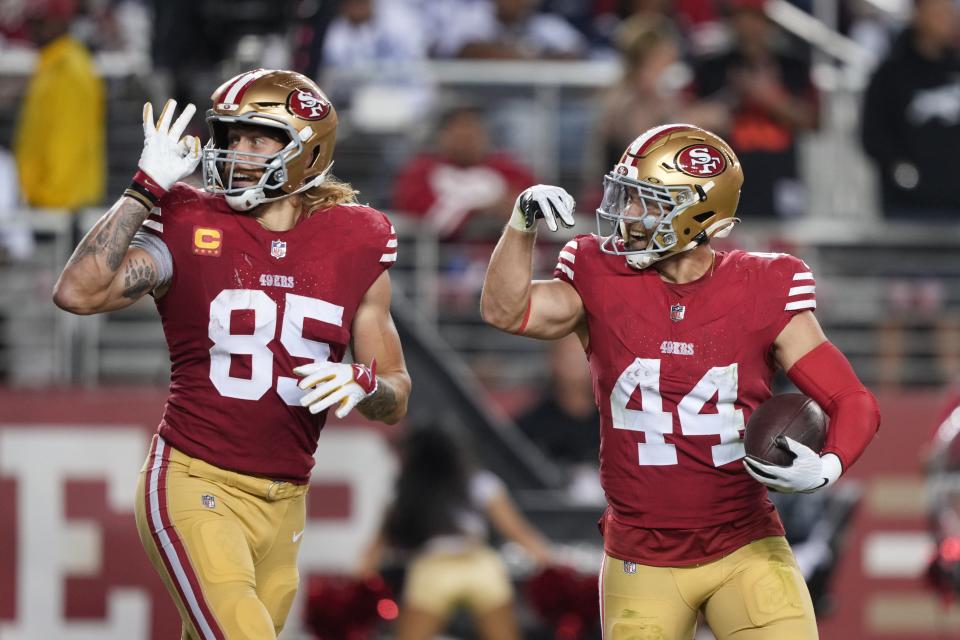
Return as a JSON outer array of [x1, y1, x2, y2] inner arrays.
[[596, 14, 728, 174], [691, 0, 818, 219], [13, 0, 105, 209], [540, 0, 614, 52], [84, 0, 151, 62], [617, 0, 727, 56], [357, 425, 552, 640], [861, 0, 960, 387], [151, 0, 229, 114], [392, 104, 536, 239], [320, 0, 430, 115], [862, 0, 960, 220], [435, 0, 587, 59], [516, 334, 602, 504]]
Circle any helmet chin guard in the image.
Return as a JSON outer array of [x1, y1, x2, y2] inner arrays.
[[596, 123, 742, 270], [222, 162, 333, 212], [225, 189, 264, 212]]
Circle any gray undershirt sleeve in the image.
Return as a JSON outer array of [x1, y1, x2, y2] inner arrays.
[[129, 231, 173, 292]]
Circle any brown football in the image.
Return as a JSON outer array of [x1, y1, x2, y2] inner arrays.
[[744, 393, 827, 466]]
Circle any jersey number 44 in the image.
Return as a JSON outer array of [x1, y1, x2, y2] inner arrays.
[[613, 358, 746, 468]]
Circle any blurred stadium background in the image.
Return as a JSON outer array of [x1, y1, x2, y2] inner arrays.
[[2, 0, 960, 638]]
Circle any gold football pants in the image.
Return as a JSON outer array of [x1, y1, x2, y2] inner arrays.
[[601, 536, 818, 640], [403, 545, 514, 618], [134, 436, 308, 640]]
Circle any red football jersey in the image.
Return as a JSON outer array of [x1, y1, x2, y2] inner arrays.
[[554, 235, 817, 565], [140, 185, 396, 482]]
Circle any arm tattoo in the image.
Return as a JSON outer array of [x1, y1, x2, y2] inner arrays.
[[67, 198, 150, 271], [358, 379, 400, 420], [121, 257, 157, 299]]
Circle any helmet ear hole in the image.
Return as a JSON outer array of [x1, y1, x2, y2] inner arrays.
[[692, 211, 714, 223]]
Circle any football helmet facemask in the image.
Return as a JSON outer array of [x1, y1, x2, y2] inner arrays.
[[597, 124, 743, 269], [202, 69, 337, 211]]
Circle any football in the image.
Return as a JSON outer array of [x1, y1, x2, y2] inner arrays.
[[744, 393, 827, 466]]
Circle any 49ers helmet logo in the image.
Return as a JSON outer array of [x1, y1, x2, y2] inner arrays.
[[675, 144, 726, 178], [286, 89, 331, 121]]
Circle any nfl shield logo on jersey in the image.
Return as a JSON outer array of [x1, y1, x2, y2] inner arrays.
[[201, 494, 216, 509], [670, 303, 685, 322], [271, 240, 287, 259]]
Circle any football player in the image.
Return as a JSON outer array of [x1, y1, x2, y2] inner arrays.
[[480, 124, 880, 639], [53, 69, 411, 639]]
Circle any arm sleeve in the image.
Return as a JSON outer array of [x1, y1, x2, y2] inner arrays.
[[787, 341, 881, 471], [130, 230, 173, 291]]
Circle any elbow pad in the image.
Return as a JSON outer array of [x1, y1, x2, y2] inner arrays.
[[787, 341, 881, 471]]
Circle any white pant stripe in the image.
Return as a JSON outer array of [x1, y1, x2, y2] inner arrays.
[[147, 438, 219, 640]]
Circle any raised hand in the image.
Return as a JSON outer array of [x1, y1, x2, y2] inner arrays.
[[508, 184, 576, 233], [138, 99, 201, 191]]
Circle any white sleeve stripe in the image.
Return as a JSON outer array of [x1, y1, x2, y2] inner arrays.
[[380, 252, 397, 262], [559, 250, 576, 263], [785, 300, 816, 311], [792, 272, 814, 281], [556, 263, 574, 280], [788, 285, 816, 296], [389, 225, 396, 233], [142, 219, 163, 232], [386, 238, 398, 248], [564, 239, 578, 251]]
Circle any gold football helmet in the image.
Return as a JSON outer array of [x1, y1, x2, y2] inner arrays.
[[597, 124, 743, 269], [202, 69, 338, 211]]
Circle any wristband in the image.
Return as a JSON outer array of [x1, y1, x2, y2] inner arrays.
[[124, 170, 167, 209], [351, 358, 378, 396]]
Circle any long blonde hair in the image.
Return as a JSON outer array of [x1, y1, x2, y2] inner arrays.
[[300, 174, 358, 215]]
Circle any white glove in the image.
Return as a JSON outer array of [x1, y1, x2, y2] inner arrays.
[[743, 436, 843, 494], [138, 99, 201, 191], [509, 184, 576, 233], [294, 360, 378, 419]]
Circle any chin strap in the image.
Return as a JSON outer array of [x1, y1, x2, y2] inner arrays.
[[625, 239, 699, 270], [225, 162, 335, 212], [624, 218, 739, 271]]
